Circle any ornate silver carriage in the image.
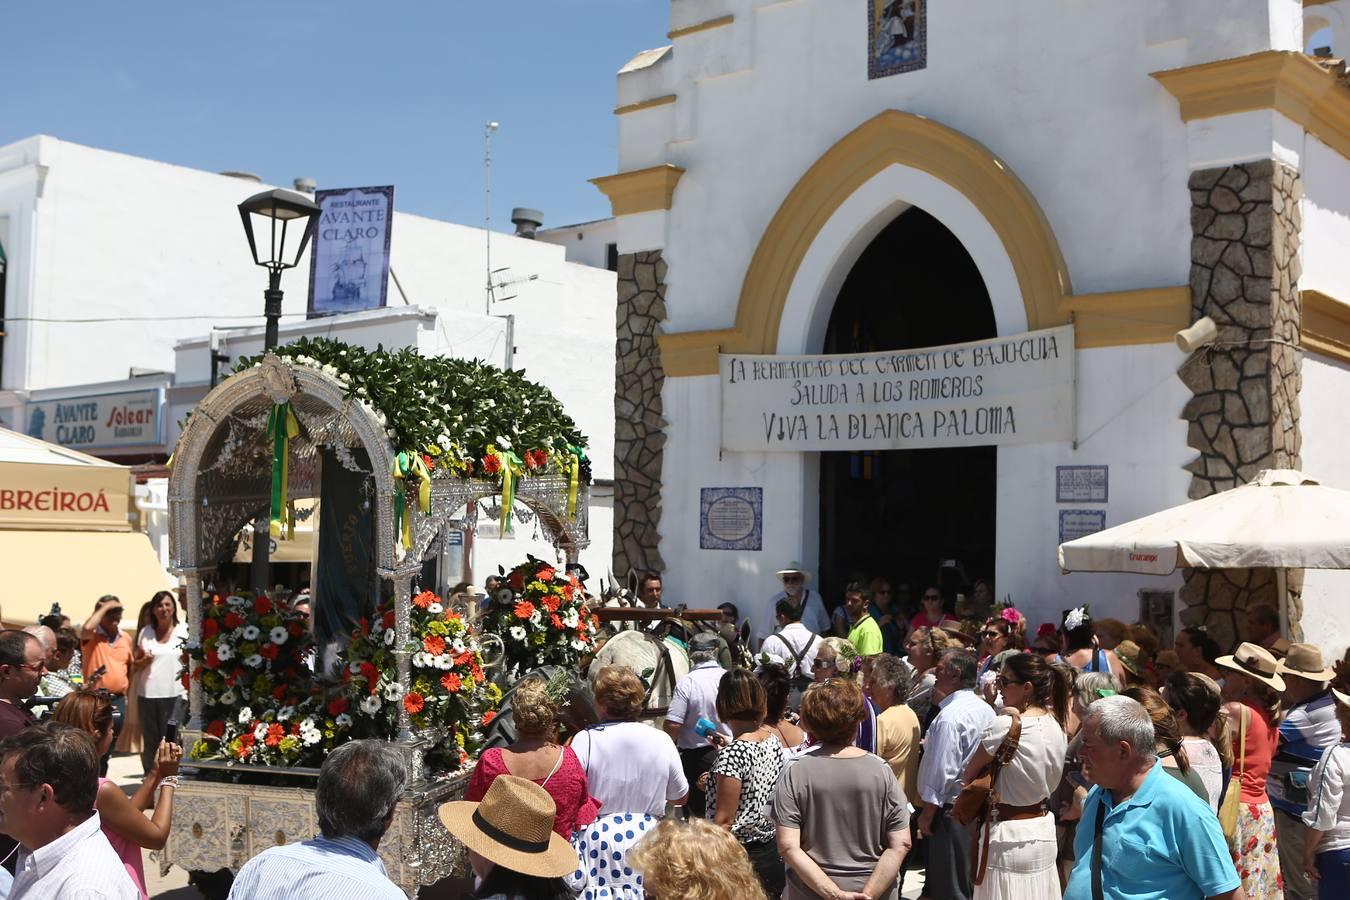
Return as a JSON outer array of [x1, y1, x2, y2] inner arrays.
[[163, 353, 589, 895]]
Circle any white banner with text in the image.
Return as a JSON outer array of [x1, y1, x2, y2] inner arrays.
[[720, 325, 1074, 452]]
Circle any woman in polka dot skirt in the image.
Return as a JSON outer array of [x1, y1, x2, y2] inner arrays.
[[567, 667, 690, 899]]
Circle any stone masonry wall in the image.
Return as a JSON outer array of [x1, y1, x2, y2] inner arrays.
[[613, 251, 668, 578], [1179, 160, 1303, 646]]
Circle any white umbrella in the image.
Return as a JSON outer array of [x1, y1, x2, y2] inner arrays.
[[1058, 469, 1350, 635]]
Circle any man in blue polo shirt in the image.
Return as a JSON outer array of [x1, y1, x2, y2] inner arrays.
[[1065, 695, 1244, 900]]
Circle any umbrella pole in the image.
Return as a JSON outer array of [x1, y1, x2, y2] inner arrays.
[[1277, 567, 1289, 638]]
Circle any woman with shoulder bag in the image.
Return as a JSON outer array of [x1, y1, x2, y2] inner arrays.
[[1301, 687, 1350, 897], [957, 652, 1069, 898], [1217, 642, 1285, 899]]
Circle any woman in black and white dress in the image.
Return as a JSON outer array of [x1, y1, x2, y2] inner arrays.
[[704, 668, 785, 896]]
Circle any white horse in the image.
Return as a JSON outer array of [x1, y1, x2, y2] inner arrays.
[[589, 629, 690, 726]]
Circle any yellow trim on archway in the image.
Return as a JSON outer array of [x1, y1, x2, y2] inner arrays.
[[657, 111, 1074, 375]]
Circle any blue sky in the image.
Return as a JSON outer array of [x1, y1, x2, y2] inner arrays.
[[3, 2, 669, 228]]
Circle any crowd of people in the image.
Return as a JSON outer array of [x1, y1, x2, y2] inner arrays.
[[4, 574, 1350, 900]]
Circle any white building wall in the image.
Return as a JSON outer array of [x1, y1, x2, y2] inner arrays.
[[1297, 355, 1350, 665], [537, 219, 618, 270], [1301, 134, 1350, 301]]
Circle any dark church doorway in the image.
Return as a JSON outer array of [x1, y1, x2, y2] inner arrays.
[[819, 206, 999, 614]]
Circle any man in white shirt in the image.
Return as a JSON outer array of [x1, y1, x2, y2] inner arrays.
[[760, 562, 831, 645], [228, 740, 408, 899], [0, 721, 138, 899], [760, 599, 820, 694], [663, 632, 731, 818], [915, 649, 994, 900]]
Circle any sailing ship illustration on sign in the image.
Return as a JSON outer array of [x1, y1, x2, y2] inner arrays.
[[330, 238, 368, 305]]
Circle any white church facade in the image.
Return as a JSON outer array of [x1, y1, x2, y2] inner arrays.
[[593, 0, 1350, 650]]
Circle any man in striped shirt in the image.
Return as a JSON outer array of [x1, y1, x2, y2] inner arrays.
[[228, 740, 409, 899]]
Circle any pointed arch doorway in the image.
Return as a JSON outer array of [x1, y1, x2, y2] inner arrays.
[[818, 206, 999, 606]]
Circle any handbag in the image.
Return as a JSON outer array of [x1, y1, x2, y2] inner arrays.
[[952, 711, 1023, 885], [1217, 704, 1245, 844], [952, 710, 1022, 826]]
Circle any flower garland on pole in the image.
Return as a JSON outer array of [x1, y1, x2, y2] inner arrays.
[[478, 556, 600, 681], [343, 590, 501, 771]]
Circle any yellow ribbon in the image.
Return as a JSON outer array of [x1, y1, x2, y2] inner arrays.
[[392, 451, 434, 551], [494, 448, 524, 535], [566, 452, 580, 520]]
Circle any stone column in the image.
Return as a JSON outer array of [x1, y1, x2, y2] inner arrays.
[[1179, 159, 1302, 645], [613, 251, 668, 578]]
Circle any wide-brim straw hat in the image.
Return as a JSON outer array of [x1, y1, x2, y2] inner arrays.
[[1276, 642, 1336, 682], [1217, 642, 1286, 692], [775, 561, 811, 581], [438, 775, 578, 878]]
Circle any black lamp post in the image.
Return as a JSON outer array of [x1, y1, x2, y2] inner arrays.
[[237, 188, 319, 595], [238, 188, 320, 350]]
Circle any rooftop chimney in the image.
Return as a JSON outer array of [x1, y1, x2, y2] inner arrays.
[[293, 177, 317, 193], [511, 207, 543, 239]]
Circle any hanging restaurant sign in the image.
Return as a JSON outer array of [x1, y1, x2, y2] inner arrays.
[[307, 185, 394, 318], [720, 325, 1074, 452], [24, 389, 164, 451]]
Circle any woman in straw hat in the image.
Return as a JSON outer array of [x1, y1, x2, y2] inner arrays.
[[1218, 641, 1286, 899], [1301, 687, 1350, 897], [440, 775, 580, 900], [628, 817, 767, 900]]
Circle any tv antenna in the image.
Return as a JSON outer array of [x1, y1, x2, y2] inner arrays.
[[484, 121, 499, 315]]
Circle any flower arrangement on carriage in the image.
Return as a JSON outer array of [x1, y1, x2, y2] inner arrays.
[[477, 556, 601, 682]]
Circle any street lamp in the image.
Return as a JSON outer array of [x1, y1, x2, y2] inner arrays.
[[237, 188, 320, 350], [237, 188, 319, 595]]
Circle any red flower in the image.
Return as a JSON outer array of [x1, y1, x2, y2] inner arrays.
[[481, 455, 501, 474], [254, 595, 273, 616], [403, 692, 425, 714], [537, 566, 556, 582], [541, 595, 560, 612], [259, 643, 279, 661], [423, 635, 446, 656], [327, 697, 349, 717], [381, 610, 396, 630], [507, 570, 525, 591], [288, 622, 304, 637], [180, 672, 191, 690], [563, 582, 575, 600], [360, 662, 380, 694], [206, 720, 226, 738], [482, 710, 497, 727], [422, 453, 435, 470], [441, 672, 462, 692], [270, 685, 287, 700], [455, 651, 474, 667], [239, 733, 256, 749], [464, 460, 474, 475], [445, 611, 462, 622], [358, 616, 370, 636], [412, 591, 437, 610], [550, 614, 563, 630], [202, 618, 220, 638], [212, 594, 226, 607], [264, 724, 285, 747], [206, 648, 220, 668], [224, 612, 245, 630], [514, 601, 536, 620]]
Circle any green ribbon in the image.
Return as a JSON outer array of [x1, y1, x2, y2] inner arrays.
[[266, 403, 299, 540], [495, 449, 524, 534], [391, 451, 434, 551]]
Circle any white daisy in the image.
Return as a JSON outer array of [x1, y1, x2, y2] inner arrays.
[[226, 594, 248, 607], [428, 602, 444, 614], [335, 713, 353, 728], [384, 629, 396, 646], [238, 707, 254, 724], [253, 721, 268, 741], [216, 643, 235, 661], [509, 626, 527, 642], [277, 705, 295, 721], [269, 627, 288, 645], [244, 654, 263, 668], [242, 625, 260, 641], [219, 689, 237, 706], [382, 682, 403, 701], [360, 695, 382, 714]]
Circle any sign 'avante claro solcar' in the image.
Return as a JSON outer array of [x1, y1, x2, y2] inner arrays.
[[720, 325, 1074, 452]]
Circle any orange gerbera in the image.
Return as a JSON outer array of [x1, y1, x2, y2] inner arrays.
[[441, 672, 462, 692], [403, 692, 425, 714], [541, 594, 560, 612], [482, 710, 497, 727], [537, 566, 556, 582], [264, 723, 285, 747], [412, 590, 437, 609], [423, 635, 446, 656], [514, 601, 536, 619], [550, 614, 563, 630]]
